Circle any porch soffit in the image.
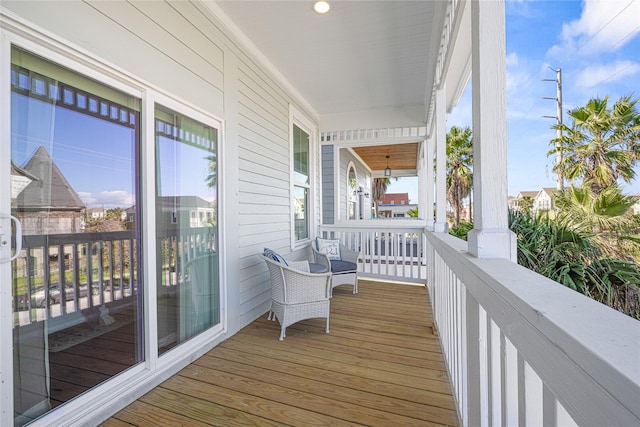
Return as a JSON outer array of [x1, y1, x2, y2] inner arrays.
[[353, 143, 419, 173], [214, 1, 442, 123]]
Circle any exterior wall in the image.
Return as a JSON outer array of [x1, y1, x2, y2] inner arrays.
[[2, 0, 317, 370], [377, 203, 418, 218], [321, 145, 335, 224], [17, 211, 83, 235], [534, 191, 553, 212], [338, 148, 371, 221]]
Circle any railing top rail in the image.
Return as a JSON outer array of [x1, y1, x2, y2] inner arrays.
[[427, 231, 640, 424], [321, 220, 427, 231]]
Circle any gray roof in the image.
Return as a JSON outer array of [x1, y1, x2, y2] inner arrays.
[[14, 146, 85, 210]]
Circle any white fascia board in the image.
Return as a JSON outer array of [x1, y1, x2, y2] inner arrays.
[[320, 105, 426, 131], [445, 2, 472, 112]]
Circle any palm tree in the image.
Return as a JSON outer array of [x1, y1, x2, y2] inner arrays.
[[549, 95, 640, 194], [552, 184, 639, 258], [205, 154, 217, 188], [446, 126, 473, 227], [520, 196, 534, 216], [371, 177, 391, 218]]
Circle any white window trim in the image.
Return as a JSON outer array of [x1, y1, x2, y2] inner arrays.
[[0, 17, 228, 426], [289, 104, 317, 250]]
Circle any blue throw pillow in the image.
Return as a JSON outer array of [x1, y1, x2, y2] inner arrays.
[[263, 248, 288, 266]]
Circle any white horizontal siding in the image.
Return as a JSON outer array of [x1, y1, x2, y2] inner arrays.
[[236, 58, 291, 317], [3, 0, 318, 346], [4, 0, 225, 115]]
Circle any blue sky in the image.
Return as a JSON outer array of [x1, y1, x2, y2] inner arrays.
[[389, 0, 640, 203]]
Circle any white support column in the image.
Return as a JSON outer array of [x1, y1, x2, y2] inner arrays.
[[425, 136, 435, 231], [434, 86, 448, 233], [467, 0, 516, 260]]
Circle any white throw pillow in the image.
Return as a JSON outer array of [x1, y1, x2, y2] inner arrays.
[[316, 238, 341, 260]]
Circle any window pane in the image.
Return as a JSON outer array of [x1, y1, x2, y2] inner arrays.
[[10, 47, 142, 425], [155, 105, 219, 354], [293, 124, 309, 185], [294, 186, 309, 241]]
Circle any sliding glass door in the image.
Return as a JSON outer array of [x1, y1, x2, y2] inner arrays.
[[155, 104, 219, 354], [7, 47, 143, 425], [1, 42, 223, 426]]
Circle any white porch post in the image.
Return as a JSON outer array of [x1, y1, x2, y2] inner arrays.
[[425, 136, 435, 231], [434, 85, 448, 233], [467, 0, 516, 260]]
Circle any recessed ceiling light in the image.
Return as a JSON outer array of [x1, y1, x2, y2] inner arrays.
[[314, 1, 331, 14]]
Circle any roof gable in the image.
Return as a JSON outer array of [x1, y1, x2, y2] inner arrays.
[[14, 146, 85, 210]]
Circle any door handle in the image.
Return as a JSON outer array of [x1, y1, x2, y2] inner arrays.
[[0, 214, 22, 263]]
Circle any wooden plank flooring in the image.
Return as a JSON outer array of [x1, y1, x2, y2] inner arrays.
[[104, 280, 460, 426]]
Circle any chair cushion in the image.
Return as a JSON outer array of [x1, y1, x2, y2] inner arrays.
[[263, 248, 288, 266], [316, 238, 341, 260], [308, 263, 329, 273], [330, 260, 357, 273]]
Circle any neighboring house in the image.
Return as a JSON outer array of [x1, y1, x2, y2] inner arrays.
[[10, 161, 38, 200], [157, 196, 215, 228], [125, 196, 215, 229], [0, 3, 635, 427], [378, 193, 417, 218], [86, 207, 106, 220], [533, 187, 556, 212], [632, 198, 640, 215], [511, 188, 556, 214], [512, 190, 538, 212], [12, 146, 85, 235]]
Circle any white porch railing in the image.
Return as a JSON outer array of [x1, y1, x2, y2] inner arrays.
[[320, 126, 427, 144], [426, 231, 640, 427], [319, 221, 427, 284]]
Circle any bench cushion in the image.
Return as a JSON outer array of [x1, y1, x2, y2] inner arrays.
[[330, 260, 357, 273], [309, 263, 329, 274]]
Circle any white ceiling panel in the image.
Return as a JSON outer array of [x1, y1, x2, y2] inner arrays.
[[214, 1, 441, 119]]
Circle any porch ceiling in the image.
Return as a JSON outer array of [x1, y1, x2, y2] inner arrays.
[[214, 1, 444, 123], [353, 143, 419, 174]]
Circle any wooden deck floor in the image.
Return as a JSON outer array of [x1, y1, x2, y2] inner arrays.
[[103, 280, 459, 426]]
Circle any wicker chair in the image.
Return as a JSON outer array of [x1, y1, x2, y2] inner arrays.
[[311, 242, 359, 295], [259, 254, 332, 341]]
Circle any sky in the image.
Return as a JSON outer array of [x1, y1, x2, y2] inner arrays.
[[388, 0, 640, 203]]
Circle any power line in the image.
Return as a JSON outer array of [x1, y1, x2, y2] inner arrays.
[[590, 61, 638, 89], [566, 0, 637, 60]]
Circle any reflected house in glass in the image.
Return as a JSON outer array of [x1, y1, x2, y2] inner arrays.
[[157, 196, 215, 229], [12, 145, 85, 235]]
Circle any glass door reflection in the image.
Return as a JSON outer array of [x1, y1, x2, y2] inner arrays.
[[155, 105, 219, 354]]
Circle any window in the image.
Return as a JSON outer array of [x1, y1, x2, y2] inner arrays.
[[293, 123, 311, 242]]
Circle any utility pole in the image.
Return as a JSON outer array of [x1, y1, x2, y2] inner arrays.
[[543, 67, 563, 190]]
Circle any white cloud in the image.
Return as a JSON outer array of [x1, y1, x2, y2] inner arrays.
[[506, 52, 519, 67], [575, 60, 640, 87], [548, 0, 640, 58], [78, 191, 134, 209]]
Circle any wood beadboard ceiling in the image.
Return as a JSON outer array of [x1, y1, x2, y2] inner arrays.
[[353, 143, 419, 172], [214, 1, 440, 117]]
